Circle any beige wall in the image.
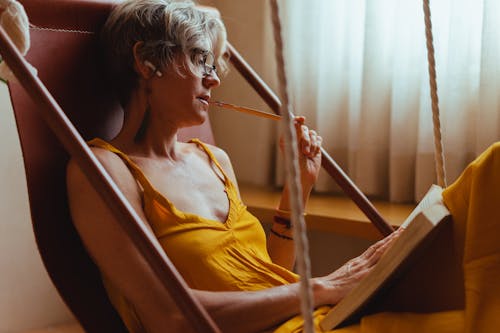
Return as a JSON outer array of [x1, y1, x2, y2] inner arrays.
[[0, 83, 74, 332], [209, 0, 279, 186]]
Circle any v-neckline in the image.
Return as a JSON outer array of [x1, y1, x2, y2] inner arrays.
[[88, 137, 238, 227]]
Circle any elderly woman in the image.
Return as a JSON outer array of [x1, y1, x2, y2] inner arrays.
[[66, 0, 401, 332]]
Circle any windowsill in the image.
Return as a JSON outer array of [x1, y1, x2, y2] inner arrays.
[[239, 183, 415, 240]]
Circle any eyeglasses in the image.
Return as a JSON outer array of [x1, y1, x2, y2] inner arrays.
[[192, 48, 217, 77]]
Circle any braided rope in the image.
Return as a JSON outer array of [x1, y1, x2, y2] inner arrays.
[[29, 24, 94, 35], [269, 1, 314, 332], [423, 0, 447, 188]]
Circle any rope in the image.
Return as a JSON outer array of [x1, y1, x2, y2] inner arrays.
[[29, 24, 94, 35], [422, 0, 447, 188], [269, 1, 314, 332]]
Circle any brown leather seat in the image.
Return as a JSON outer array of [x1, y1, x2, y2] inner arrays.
[[8, 0, 215, 331]]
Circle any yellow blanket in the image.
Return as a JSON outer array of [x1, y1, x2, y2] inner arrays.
[[442, 142, 500, 333], [280, 142, 500, 332]]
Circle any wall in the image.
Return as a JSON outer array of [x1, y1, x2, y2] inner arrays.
[[0, 83, 74, 332], [209, 0, 279, 186]]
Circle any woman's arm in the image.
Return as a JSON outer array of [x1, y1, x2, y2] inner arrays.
[[267, 116, 323, 270], [66, 149, 198, 333]]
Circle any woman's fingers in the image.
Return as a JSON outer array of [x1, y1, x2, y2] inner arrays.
[[364, 237, 395, 267], [294, 115, 306, 124], [293, 118, 310, 156], [309, 130, 322, 157], [360, 228, 404, 266], [343, 229, 403, 276], [293, 116, 322, 158], [300, 125, 311, 155], [320, 229, 404, 305]]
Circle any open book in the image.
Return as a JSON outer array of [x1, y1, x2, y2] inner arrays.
[[320, 185, 451, 331]]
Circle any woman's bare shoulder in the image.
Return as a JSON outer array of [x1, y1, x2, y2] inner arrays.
[[65, 145, 149, 233], [66, 146, 141, 201], [67, 146, 125, 182]]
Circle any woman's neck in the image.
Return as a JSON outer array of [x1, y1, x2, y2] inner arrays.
[[112, 91, 181, 160]]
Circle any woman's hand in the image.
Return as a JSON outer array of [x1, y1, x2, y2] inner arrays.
[[280, 116, 322, 192], [313, 228, 404, 306], [271, 117, 322, 268]]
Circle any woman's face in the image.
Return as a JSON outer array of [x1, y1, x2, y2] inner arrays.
[[148, 51, 221, 129]]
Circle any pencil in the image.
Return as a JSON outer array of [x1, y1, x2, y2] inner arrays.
[[210, 101, 281, 121]]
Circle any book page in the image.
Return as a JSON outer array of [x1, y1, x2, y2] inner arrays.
[[401, 185, 443, 228]]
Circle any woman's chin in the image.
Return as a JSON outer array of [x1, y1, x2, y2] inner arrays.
[[194, 110, 208, 124], [182, 112, 208, 128]]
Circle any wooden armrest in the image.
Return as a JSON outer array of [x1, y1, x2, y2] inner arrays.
[[239, 184, 415, 240]]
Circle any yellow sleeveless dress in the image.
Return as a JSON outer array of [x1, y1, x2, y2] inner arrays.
[[88, 138, 302, 332]]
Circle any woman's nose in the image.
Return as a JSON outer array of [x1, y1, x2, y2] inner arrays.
[[203, 71, 221, 88]]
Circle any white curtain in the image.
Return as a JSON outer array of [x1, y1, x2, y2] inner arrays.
[[277, 0, 500, 202]]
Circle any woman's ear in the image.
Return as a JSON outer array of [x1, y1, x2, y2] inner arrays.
[[132, 41, 160, 79]]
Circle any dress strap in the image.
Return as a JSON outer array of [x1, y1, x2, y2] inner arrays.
[[87, 138, 156, 194], [189, 138, 232, 185]]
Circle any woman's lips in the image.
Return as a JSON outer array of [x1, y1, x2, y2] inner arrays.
[[197, 96, 210, 105]]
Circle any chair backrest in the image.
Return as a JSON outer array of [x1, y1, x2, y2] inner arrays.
[[7, 0, 215, 331]]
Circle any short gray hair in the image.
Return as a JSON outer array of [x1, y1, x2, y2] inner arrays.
[[101, 0, 228, 105]]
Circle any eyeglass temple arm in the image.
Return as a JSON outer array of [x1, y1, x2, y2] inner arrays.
[[226, 42, 394, 237]]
